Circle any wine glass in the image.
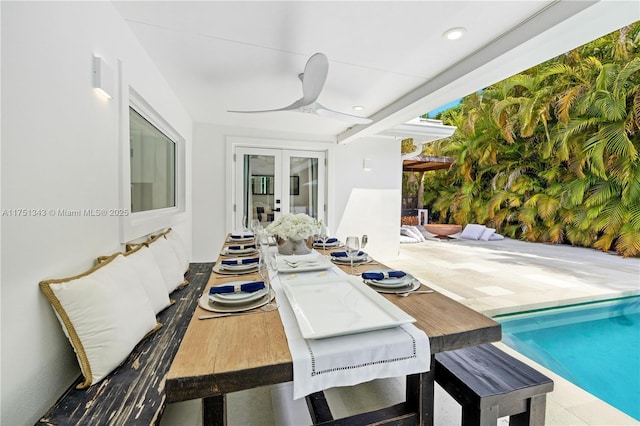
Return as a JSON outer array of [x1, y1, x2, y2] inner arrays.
[[250, 218, 261, 236], [258, 243, 279, 311], [319, 224, 329, 251], [345, 236, 360, 275], [257, 229, 270, 253]]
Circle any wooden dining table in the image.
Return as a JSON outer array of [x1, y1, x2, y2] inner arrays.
[[165, 241, 501, 426]]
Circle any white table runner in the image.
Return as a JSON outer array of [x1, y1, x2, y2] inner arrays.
[[270, 260, 430, 400]]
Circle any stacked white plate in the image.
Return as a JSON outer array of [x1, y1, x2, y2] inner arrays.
[[330, 252, 371, 264], [312, 239, 342, 248], [212, 260, 259, 275], [199, 282, 274, 313], [226, 231, 255, 243], [221, 246, 258, 256], [362, 269, 419, 294], [208, 281, 269, 306]]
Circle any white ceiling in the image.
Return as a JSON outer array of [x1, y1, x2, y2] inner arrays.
[[112, 1, 640, 143]]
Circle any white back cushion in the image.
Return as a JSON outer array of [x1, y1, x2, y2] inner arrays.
[[39, 254, 157, 388], [148, 236, 184, 292], [126, 245, 172, 313], [166, 229, 189, 273]]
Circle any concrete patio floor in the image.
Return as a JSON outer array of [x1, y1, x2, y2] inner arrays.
[[162, 238, 640, 426]]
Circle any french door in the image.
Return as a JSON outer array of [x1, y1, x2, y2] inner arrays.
[[234, 147, 326, 229]]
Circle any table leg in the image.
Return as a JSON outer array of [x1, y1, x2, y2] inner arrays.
[[202, 395, 226, 426], [406, 355, 435, 426]]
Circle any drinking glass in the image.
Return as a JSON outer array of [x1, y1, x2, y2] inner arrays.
[[250, 219, 261, 235], [361, 234, 368, 250], [258, 238, 279, 310], [319, 224, 329, 251], [257, 229, 270, 253], [345, 236, 360, 275]]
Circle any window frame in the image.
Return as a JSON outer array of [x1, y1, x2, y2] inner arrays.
[[120, 87, 186, 242]]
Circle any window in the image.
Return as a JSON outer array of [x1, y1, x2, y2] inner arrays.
[[129, 108, 176, 212], [121, 88, 185, 242]]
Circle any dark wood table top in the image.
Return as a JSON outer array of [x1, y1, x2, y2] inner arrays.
[[166, 244, 501, 403]]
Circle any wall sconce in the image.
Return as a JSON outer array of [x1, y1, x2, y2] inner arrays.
[[363, 158, 373, 172], [93, 55, 114, 99]]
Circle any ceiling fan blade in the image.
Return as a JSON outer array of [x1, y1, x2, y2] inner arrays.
[[228, 53, 371, 125], [315, 104, 373, 124], [228, 98, 305, 114], [300, 53, 328, 105]]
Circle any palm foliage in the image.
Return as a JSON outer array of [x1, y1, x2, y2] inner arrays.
[[412, 22, 640, 257]]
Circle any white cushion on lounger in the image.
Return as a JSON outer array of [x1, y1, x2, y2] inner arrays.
[[402, 225, 425, 242], [400, 235, 419, 243], [459, 224, 487, 240], [479, 227, 496, 241]]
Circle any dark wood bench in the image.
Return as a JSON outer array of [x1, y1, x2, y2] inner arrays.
[[435, 343, 554, 426], [37, 262, 214, 426]]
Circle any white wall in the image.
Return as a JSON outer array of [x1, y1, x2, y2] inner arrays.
[[192, 125, 401, 261], [0, 2, 192, 424], [333, 137, 402, 259]]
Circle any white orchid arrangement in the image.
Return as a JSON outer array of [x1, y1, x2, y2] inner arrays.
[[265, 213, 319, 241]]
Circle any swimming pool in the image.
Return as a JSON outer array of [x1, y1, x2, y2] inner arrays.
[[496, 297, 640, 421]]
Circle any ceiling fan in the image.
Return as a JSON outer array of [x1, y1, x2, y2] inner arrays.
[[228, 53, 372, 124]]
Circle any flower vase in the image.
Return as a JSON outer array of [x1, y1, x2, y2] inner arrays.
[[277, 237, 313, 255]]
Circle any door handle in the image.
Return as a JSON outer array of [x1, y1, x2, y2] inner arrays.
[[273, 207, 281, 212]]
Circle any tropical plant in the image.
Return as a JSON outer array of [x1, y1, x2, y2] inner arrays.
[[418, 22, 640, 256]]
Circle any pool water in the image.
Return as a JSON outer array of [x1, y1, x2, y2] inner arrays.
[[497, 297, 640, 421]]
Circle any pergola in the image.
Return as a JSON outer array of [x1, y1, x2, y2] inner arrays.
[[402, 155, 454, 172]]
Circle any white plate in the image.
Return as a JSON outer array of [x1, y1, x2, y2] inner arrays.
[[199, 290, 275, 313], [212, 263, 259, 275], [218, 260, 260, 271], [226, 236, 255, 243], [365, 279, 421, 294], [277, 254, 334, 273], [220, 247, 259, 257], [330, 254, 371, 264], [363, 269, 415, 288], [208, 281, 269, 306], [312, 241, 341, 248], [280, 276, 415, 339]]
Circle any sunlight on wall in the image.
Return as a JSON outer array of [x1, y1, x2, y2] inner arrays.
[[335, 188, 400, 259]]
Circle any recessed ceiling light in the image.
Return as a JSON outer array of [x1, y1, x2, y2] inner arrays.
[[352, 105, 365, 111], [442, 27, 466, 40]]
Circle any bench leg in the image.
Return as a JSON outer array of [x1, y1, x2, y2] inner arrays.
[[510, 394, 547, 426], [406, 355, 435, 426], [462, 404, 498, 426], [202, 395, 226, 426]]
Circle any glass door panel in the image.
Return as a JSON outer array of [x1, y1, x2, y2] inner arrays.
[[289, 157, 318, 218], [235, 147, 281, 230], [234, 147, 326, 229], [281, 149, 326, 224]]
